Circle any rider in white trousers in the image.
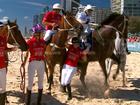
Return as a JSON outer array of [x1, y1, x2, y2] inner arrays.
[[42, 3, 62, 44], [61, 37, 88, 100]]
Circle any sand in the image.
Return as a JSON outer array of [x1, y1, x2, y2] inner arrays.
[[5, 50, 140, 105]]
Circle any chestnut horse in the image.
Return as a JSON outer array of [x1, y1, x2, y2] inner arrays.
[[0, 20, 28, 51], [45, 11, 82, 92], [78, 13, 129, 96]]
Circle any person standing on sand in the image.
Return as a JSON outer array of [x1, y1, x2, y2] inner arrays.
[[22, 24, 46, 105]]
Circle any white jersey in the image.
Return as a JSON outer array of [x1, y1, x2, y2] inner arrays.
[[76, 12, 91, 24]]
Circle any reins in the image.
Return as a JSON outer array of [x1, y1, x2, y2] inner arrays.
[[95, 15, 127, 46], [51, 15, 81, 49], [7, 24, 26, 95]]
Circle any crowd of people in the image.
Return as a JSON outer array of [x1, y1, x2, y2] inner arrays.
[[127, 36, 140, 42]]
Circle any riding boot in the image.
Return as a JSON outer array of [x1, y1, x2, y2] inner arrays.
[[37, 89, 43, 105], [0, 92, 6, 105], [66, 84, 72, 100], [26, 89, 31, 105]]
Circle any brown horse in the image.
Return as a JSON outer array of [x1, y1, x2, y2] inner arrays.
[[45, 11, 82, 92], [78, 13, 129, 96], [0, 20, 28, 51], [0, 19, 28, 103]]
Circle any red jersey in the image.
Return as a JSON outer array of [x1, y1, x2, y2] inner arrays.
[[0, 36, 7, 68], [42, 11, 62, 30], [65, 45, 83, 67], [27, 37, 46, 62]]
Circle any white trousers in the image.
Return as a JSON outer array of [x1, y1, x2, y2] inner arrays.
[[0, 68, 6, 93], [61, 64, 77, 86], [27, 60, 45, 90], [43, 30, 55, 42]]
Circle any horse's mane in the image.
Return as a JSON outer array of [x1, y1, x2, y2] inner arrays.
[[101, 12, 121, 25]]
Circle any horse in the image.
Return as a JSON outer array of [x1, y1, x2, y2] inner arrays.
[[0, 19, 28, 103], [0, 20, 28, 51], [105, 31, 127, 87], [45, 11, 82, 92], [78, 13, 129, 97]]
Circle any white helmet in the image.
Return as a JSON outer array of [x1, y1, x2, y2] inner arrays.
[[53, 3, 62, 10], [84, 5, 93, 11], [0, 16, 9, 25]]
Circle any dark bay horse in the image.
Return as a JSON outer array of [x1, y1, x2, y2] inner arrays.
[[0, 20, 28, 51], [78, 13, 129, 96], [45, 11, 82, 92]]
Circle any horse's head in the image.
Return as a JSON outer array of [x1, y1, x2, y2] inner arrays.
[[52, 11, 82, 47], [4, 20, 28, 51], [100, 13, 129, 39], [61, 10, 83, 32]]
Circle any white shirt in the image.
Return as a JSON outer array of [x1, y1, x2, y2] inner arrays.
[[76, 12, 91, 24]]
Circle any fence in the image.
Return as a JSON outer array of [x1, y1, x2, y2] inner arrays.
[[127, 42, 140, 52]]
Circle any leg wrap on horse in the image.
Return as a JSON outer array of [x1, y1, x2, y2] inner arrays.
[[37, 89, 43, 105], [66, 84, 72, 100], [26, 89, 31, 105], [0, 92, 6, 105]]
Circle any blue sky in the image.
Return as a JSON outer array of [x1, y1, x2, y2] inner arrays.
[[0, 0, 110, 35]]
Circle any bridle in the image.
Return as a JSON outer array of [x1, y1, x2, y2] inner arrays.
[[58, 15, 82, 33], [95, 14, 128, 46], [5, 23, 26, 94], [50, 15, 82, 49], [6, 24, 20, 47]]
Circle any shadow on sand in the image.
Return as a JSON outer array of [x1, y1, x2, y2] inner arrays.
[[72, 77, 140, 101], [110, 77, 140, 101], [7, 90, 68, 105]]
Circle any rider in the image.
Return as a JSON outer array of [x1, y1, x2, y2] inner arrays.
[[76, 4, 94, 51], [42, 3, 62, 45], [0, 21, 17, 105], [22, 24, 46, 105]]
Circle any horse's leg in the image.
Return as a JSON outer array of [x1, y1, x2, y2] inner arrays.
[[113, 64, 120, 80], [79, 62, 88, 89], [47, 63, 55, 92], [105, 58, 113, 78], [99, 60, 110, 98], [121, 66, 126, 87], [120, 55, 127, 87], [99, 60, 109, 86]]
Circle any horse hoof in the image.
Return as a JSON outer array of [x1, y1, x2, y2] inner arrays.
[[104, 89, 110, 98], [123, 84, 127, 87], [67, 96, 72, 100], [59, 86, 66, 93], [113, 75, 116, 80]]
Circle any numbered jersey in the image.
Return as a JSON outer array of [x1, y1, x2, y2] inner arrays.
[[27, 37, 46, 62], [42, 11, 62, 30], [65, 45, 83, 67]]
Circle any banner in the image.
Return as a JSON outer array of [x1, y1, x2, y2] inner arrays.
[[127, 42, 140, 52]]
